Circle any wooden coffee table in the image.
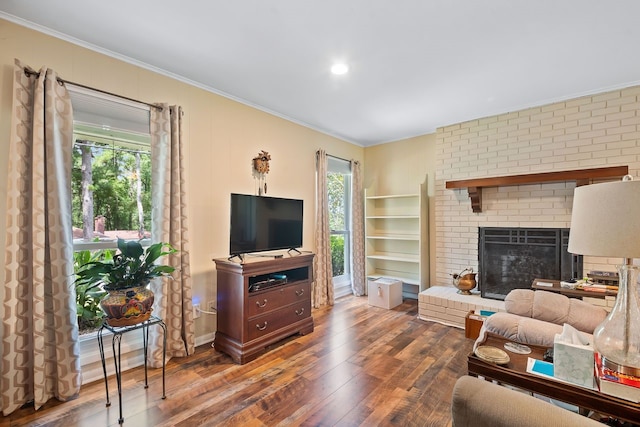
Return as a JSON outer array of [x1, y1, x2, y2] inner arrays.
[[468, 332, 640, 424]]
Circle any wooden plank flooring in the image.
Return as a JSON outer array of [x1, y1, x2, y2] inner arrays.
[[2, 296, 474, 426]]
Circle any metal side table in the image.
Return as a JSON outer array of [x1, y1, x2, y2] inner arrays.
[[97, 315, 167, 424]]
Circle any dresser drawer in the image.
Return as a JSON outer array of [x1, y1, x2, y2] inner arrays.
[[247, 299, 311, 341], [247, 282, 310, 317]]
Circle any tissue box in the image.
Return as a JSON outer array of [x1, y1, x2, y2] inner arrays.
[[368, 278, 402, 309], [553, 338, 595, 389]]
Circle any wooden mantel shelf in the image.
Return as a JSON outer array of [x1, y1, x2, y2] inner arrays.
[[446, 166, 629, 213]]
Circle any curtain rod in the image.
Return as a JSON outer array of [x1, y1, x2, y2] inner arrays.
[[318, 151, 350, 163], [329, 154, 350, 162], [23, 67, 163, 111]]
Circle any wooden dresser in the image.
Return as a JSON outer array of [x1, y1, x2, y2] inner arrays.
[[213, 252, 314, 364]]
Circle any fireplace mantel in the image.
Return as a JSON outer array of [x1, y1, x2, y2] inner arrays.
[[445, 165, 629, 212]]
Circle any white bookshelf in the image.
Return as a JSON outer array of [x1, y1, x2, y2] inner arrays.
[[365, 179, 428, 298]]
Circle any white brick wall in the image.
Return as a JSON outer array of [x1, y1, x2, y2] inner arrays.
[[435, 86, 640, 287]]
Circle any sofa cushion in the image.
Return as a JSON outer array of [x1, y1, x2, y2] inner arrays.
[[531, 290, 571, 325], [566, 298, 608, 334], [504, 289, 535, 317], [504, 289, 607, 334]]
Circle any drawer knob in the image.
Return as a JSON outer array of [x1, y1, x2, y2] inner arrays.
[[256, 321, 268, 331], [295, 289, 305, 296], [295, 308, 305, 316], [256, 299, 267, 308]]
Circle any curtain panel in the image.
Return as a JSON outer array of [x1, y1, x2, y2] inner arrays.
[[149, 105, 195, 366], [350, 160, 366, 296], [312, 149, 334, 308], [1, 59, 81, 415]]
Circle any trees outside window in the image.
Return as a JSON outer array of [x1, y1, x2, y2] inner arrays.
[[327, 159, 352, 299], [71, 140, 151, 242], [328, 173, 349, 277]]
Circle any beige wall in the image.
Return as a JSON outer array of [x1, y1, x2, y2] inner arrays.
[[363, 134, 437, 285], [0, 19, 363, 342]]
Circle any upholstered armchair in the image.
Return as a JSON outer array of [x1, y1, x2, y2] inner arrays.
[[451, 376, 602, 427]]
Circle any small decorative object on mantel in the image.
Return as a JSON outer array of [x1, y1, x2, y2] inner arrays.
[[252, 150, 271, 195], [74, 238, 177, 327], [451, 267, 477, 295]]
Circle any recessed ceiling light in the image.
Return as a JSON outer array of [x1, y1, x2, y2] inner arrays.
[[331, 63, 349, 75]]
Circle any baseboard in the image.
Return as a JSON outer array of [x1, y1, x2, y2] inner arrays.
[[195, 332, 216, 348]]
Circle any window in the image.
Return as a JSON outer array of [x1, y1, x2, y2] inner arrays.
[[69, 87, 151, 334], [327, 157, 352, 298], [68, 86, 154, 384]]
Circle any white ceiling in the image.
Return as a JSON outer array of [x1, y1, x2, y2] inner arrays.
[[2, 1, 640, 146]]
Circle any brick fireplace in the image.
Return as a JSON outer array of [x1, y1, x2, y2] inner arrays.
[[434, 87, 640, 289], [419, 86, 640, 328]]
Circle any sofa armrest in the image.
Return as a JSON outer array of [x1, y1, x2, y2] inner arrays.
[[482, 311, 565, 347], [451, 376, 601, 427]]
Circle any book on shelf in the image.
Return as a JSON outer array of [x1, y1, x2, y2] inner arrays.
[[598, 377, 640, 403], [595, 353, 640, 402], [527, 358, 555, 379]]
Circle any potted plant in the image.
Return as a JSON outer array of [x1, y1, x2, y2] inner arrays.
[[74, 238, 177, 327]]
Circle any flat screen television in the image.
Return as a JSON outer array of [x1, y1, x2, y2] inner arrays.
[[229, 193, 303, 256]]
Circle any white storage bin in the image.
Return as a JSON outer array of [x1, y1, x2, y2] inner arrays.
[[368, 277, 403, 309]]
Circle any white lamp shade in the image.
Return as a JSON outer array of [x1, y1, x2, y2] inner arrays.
[[568, 178, 640, 258]]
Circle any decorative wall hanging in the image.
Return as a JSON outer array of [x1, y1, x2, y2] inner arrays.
[[252, 150, 271, 195]]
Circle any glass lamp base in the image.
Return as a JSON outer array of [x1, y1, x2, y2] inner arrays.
[[593, 264, 640, 378], [601, 355, 640, 378]]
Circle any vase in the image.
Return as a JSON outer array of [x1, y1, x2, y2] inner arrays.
[[100, 285, 154, 327]]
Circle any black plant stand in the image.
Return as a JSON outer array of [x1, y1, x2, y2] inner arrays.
[[97, 315, 166, 424]]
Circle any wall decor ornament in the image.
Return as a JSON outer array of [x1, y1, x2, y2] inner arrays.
[[252, 150, 271, 195]]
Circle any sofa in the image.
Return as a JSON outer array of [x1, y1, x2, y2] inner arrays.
[[451, 376, 602, 427], [476, 289, 608, 347]]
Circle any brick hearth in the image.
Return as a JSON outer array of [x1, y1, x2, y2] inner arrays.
[[418, 286, 505, 329]]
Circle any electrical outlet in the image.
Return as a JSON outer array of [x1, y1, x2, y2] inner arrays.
[[193, 303, 201, 319], [207, 300, 217, 314]]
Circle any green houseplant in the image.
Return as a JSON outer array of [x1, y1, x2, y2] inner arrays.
[[75, 238, 177, 326], [74, 248, 110, 331]]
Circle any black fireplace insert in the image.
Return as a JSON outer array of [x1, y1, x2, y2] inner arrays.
[[478, 227, 582, 300]]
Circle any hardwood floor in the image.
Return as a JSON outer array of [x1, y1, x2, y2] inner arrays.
[[3, 296, 474, 427]]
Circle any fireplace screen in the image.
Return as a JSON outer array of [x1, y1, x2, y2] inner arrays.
[[478, 227, 582, 300]]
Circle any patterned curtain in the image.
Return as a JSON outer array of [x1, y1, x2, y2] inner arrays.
[[149, 105, 195, 367], [312, 149, 334, 308], [350, 160, 366, 296], [1, 59, 81, 415]]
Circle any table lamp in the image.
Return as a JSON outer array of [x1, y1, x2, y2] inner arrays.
[[568, 175, 640, 379]]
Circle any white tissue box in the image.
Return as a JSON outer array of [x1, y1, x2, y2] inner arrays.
[[554, 338, 595, 389]]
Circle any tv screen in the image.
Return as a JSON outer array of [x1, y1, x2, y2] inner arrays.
[[229, 193, 303, 255]]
